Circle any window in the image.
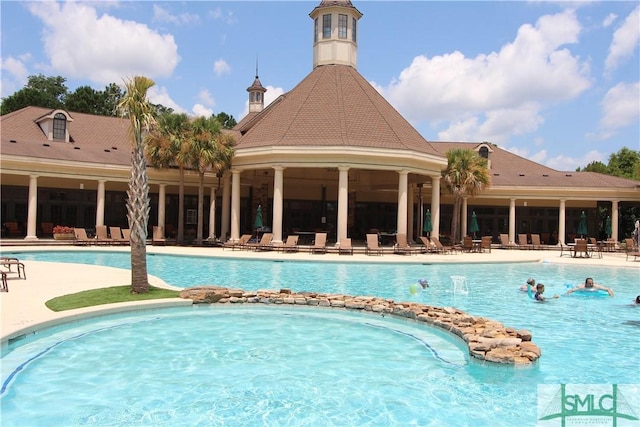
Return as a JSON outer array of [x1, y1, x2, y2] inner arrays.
[[186, 209, 197, 225], [314, 18, 318, 42], [323, 14, 331, 39], [338, 14, 347, 39], [53, 113, 66, 140], [479, 146, 489, 158], [256, 92, 262, 102], [352, 17, 357, 42]]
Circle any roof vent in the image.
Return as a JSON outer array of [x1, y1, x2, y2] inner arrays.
[[543, 174, 549, 177], [493, 173, 500, 176], [74, 147, 80, 150], [9, 139, 17, 143], [43, 143, 50, 147], [565, 173, 572, 177], [519, 173, 525, 176], [111, 146, 118, 150], [104, 149, 110, 152]]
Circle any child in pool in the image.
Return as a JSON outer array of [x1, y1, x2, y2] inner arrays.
[[520, 277, 535, 292], [531, 283, 559, 302], [566, 277, 614, 297]]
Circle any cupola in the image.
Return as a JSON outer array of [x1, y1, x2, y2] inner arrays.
[[247, 72, 267, 113], [309, 0, 362, 69]]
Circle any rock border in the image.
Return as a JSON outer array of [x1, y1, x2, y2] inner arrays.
[[179, 286, 541, 365]]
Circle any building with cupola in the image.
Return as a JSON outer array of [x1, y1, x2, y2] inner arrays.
[[1, 0, 638, 245]]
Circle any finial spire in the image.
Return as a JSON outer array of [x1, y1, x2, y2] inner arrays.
[[255, 54, 259, 78]]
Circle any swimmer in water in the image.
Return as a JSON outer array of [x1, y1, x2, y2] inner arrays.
[[520, 277, 535, 292], [566, 277, 614, 297], [532, 283, 559, 302]]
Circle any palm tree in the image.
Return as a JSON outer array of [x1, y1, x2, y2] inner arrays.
[[117, 76, 156, 294], [146, 112, 191, 243], [189, 116, 236, 245], [442, 148, 491, 244]]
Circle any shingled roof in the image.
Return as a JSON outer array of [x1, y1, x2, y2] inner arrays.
[[1, 106, 132, 166], [235, 64, 442, 157], [433, 142, 640, 189]]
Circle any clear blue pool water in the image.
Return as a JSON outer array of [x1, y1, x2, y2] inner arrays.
[[1, 250, 639, 426]]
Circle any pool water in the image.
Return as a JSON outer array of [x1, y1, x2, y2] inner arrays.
[[1, 251, 639, 426]]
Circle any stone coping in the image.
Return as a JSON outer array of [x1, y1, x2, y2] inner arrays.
[[179, 286, 541, 366]]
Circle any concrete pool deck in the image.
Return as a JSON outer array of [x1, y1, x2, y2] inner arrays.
[[1, 244, 638, 344]]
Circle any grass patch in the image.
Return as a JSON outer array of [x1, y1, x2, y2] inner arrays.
[[45, 286, 181, 312]]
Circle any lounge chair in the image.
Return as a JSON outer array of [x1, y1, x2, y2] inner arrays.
[[394, 233, 420, 255], [460, 236, 474, 253], [278, 235, 299, 253], [73, 227, 95, 246], [431, 237, 455, 254], [530, 234, 544, 250], [152, 226, 166, 246], [481, 236, 492, 253], [338, 238, 354, 255], [624, 238, 640, 261], [517, 234, 531, 250], [1, 256, 26, 279], [588, 237, 603, 259], [419, 236, 435, 253], [1, 271, 8, 292], [121, 228, 131, 242], [223, 234, 251, 250], [109, 226, 129, 245], [365, 233, 383, 255], [309, 232, 327, 254], [499, 233, 516, 249], [95, 225, 114, 245], [245, 233, 274, 251]]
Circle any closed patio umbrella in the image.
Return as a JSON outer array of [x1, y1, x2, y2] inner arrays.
[[254, 205, 263, 230], [577, 211, 588, 238], [469, 211, 480, 238], [604, 216, 612, 238], [423, 210, 432, 237]]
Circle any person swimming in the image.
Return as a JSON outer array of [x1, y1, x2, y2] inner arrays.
[[531, 283, 559, 302], [520, 278, 535, 292], [566, 277, 614, 297]]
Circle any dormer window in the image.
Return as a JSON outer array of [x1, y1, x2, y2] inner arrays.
[[53, 113, 66, 140], [479, 146, 489, 159]]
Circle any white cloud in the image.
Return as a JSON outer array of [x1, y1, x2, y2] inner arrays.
[[383, 9, 590, 145], [602, 13, 617, 28], [599, 81, 640, 131], [0, 56, 30, 97], [152, 4, 199, 25], [605, 6, 640, 73], [506, 146, 605, 171], [147, 86, 186, 114], [198, 89, 215, 107], [213, 59, 231, 77], [192, 104, 213, 117], [26, 2, 180, 84]]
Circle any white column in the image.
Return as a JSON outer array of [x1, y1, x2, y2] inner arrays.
[[158, 184, 166, 234], [461, 197, 468, 238], [431, 176, 441, 240], [558, 199, 566, 244], [407, 185, 414, 241], [208, 186, 216, 240], [96, 180, 106, 226], [337, 166, 349, 241], [611, 200, 619, 242], [230, 170, 241, 242], [396, 170, 409, 235], [272, 166, 284, 244], [509, 198, 516, 244], [25, 175, 38, 240], [220, 174, 231, 242]]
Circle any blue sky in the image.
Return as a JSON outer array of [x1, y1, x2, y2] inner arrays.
[[1, 1, 638, 171]]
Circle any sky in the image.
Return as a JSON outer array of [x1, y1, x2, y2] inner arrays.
[[1, 1, 639, 172]]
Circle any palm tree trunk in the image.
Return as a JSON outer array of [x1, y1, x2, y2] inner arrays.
[[128, 142, 150, 293], [177, 167, 185, 244], [196, 172, 205, 245]]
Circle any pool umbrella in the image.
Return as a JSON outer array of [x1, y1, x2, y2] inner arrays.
[[604, 216, 612, 238], [469, 211, 480, 238], [577, 211, 588, 238], [423, 209, 432, 237], [254, 205, 263, 230]]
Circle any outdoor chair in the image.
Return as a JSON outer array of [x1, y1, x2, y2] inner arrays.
[[571, 239, 592, 258], [431, 237, 455, 254], [394, 233, 420, 255], [1, 256, 26, 279], [73, 228, 95, 246], [309, 232, 328, 254], [337, 238, 354, 255], [481, 236, 492, 253], [499, 234, 516, 249], [223, 234, 251, 250], [109, 226, 129, 245], [152, 226, 166, 246], [419, 236, 435, 253], [245, 233, 274, 251], [365, 233, 383, 255], [461, 236, 474, 253], [517, 234, 531, 250], [530, 234, 544, 250], [278, 235, 299, 253], [624, 238, 640, 261], [95, 225, 114, 245], [121, 229, 131, 242], [0, 271, 7, 292]]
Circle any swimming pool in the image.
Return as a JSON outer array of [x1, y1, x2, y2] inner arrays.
[[2, 251, 639, 426]]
